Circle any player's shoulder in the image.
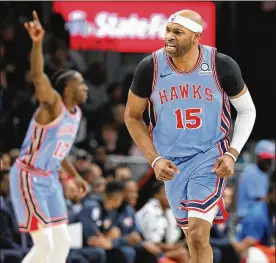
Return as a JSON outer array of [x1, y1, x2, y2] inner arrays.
[[215, 51, 240, 69], [136, 54, 154, 71]]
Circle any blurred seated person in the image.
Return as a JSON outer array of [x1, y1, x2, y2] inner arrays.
[[0, 169, 21, 249], [237, 140, 275, 220], [115, 180, 142, 246], [77, 181, 135, 263], [97, 123, 118, 155], [117, 179, 161, 263], [136, 181, 189, 263], [80, 163, 103, 191], [233, 182, 276, 263], [83, 176, 107, 205], [8, 148, 19, 166], [210, 185, 240, 263], [73, 150, 92, 173], [114, 164, 132, 181]]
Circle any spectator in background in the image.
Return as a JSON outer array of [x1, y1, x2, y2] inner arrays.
[[77, 181, 133, 263], [237, 140, 275, 220], [114, 164, 132, 181], [44, 41, 78, 76], [112, 103, 132, 155], [0, 169, 22, 252], [1, 153, 11, 170], [80, 163, 103, 186], [233, 182, 276, 263], [8, 148, 19, 166], [83, 61, 108, 111], [93, 145, 111, 174], [98, 123, 118, 155], [210, 185, 240, 263], [136, 181, 189, 263], [73, 150, 92, 173]]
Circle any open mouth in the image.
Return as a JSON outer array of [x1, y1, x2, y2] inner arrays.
[[166, 43, 176, 52]]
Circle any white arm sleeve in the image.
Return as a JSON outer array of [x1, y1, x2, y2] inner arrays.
[[229, 89, 256, 153]]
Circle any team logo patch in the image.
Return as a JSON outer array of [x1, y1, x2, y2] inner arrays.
[[199, 63, 212, 75]]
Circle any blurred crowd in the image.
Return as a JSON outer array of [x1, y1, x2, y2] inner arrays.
[[1, 141, 275, 263], [0, 3, 275, 263]]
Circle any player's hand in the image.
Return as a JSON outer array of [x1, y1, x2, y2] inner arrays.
[[153, 158, 180, 181], [24, 11, 45, 43], [72, 175, 89, 198], [212, 154, 235, 178]]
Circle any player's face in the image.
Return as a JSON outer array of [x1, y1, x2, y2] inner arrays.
[[165, 23, 197, 58], [70, 72, 88, 104]]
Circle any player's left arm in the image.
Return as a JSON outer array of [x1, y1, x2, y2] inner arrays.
[[213, 53, 256, 177], [62, 157, 88, 196]]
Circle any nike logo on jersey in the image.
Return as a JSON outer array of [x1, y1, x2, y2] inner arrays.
[[160, 73, 173, 78]]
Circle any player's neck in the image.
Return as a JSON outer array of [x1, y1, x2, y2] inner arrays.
[[63, 98, 76, 114], [171, 45, 200, 72]]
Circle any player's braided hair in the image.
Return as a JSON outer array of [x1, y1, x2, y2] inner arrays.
[[50, 69, 77, 95]]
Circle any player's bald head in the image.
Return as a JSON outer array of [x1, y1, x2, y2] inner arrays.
[[175, 10, 204, 28]]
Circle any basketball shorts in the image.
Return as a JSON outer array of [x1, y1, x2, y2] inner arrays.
[[164, 141, 229, 229], [10, 164, 68, 232]]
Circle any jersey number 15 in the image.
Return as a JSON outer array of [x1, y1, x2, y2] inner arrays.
[[174, 108, 202, 129]]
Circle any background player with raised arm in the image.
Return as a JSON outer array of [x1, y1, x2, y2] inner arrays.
[[125, 9, 256, 263], [9, 11, 89, 263]]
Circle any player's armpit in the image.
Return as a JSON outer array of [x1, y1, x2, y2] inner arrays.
[[125, 90, 159, 164]]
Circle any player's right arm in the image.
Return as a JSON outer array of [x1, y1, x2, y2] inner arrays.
[[125, 56, 179, 181], [25, 11, 58, 108]]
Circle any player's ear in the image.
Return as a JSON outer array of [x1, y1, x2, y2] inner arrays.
[[194, 33, 201, 43]]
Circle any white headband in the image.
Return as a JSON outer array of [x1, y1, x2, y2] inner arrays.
[[167, 14, 203, 33]]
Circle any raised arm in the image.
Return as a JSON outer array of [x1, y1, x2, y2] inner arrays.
[[25, 11, 56, 106]]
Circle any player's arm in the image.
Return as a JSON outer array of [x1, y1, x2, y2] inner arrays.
[[25, 11, 57, 107], [62, 157, 88, 197], [125, 56, 179, 180], [124, 56, 159, 165], [216, 52, 256, 159], [61, 157, 80, 178]]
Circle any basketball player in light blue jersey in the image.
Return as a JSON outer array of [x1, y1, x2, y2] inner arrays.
[[9, 11, 89, 263], [125, 10, 256, 263]]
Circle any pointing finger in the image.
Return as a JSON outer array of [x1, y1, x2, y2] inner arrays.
[[33, 10, 40, 22]]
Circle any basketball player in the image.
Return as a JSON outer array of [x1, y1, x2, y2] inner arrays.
[[125, 10, 256, 263], [9, 11, 89, 263]]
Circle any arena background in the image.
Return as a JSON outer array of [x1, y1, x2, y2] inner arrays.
[[0, 1, 275, 263]]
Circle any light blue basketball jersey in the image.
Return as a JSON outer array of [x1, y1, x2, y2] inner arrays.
[[149, 45, 232, 157], [17, 103, 81, 172]]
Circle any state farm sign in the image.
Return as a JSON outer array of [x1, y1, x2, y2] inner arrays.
[[53, 2, 216, 53]]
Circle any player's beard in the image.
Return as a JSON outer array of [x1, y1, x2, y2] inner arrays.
[[166, 36, 193, 58], [177, 36, 193, 57]]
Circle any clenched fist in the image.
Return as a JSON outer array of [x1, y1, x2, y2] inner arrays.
[[153, 158, 180, 181], [212, 154, 235, 178]]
